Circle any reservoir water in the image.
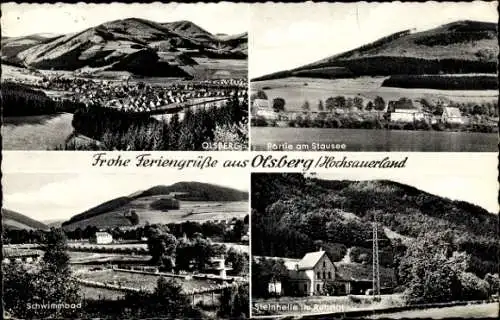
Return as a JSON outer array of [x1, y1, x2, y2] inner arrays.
[[251, 127, 498, 152]]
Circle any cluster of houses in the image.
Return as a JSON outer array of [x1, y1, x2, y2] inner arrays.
[[34, 76, 247, 113], [255, 248, 396, 297], [251, 97, 465, 126]]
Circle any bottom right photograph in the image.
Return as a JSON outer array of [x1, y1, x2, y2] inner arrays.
[[250, 172, 499, 318]]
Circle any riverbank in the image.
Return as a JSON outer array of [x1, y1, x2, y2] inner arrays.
[[251, 115, 498, 134]]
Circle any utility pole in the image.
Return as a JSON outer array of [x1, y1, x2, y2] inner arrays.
[[372, 211, 381, 300]]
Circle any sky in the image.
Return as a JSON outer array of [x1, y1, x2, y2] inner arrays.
[[1, 2, 249, 37], [2, 172, 249, 222], [314, 172, 498, 215], [250, 1, 499, 78]]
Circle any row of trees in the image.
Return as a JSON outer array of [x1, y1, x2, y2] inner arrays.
[[5, 216, 248, 248], [382, 75, 498, 91], [252, 57, 497, 82], [63, 218, 247, 243], [2, 82, 84, 116], [66, 96, 248, 151], [259, 89, 498, 118]]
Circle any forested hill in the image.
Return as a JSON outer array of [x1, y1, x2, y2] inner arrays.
[[251, 174, 498, 278], [252, 20, 498, 81], [2, 208, 50, 231]]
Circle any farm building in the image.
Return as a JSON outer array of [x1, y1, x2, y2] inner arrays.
[[90, 231, 113, 244], [390, 109, 426, 123], [256, 249, 396, 297], [252, 98, 270, 109], [442, 107, 464, 125]]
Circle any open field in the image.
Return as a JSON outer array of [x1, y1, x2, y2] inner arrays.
[[368, 302, 499, 319], [251, 77, 498, 110], [192, 58, 248, 79], [64, 200, 248, 230]]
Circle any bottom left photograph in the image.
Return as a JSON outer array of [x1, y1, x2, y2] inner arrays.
[[2, 167, 250, 319]]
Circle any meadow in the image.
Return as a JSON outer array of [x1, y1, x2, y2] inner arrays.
[[63, 200, 249, 231], [251, 77, 498, 111]]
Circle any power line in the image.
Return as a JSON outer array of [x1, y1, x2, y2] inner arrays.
[[372, 211, 380, 300]]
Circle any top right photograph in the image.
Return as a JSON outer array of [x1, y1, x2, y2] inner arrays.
[[250, 1, 498, 152]]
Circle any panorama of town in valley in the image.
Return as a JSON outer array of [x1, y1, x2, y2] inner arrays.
[[250, 2, 498, 152], [2, 3, 248, 151], [250, 173, 499, 318], [2, 177, 250, 319]]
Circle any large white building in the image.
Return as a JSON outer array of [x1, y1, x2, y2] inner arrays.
[[390, 109, 426, 123], [90, 231, 113, 244]]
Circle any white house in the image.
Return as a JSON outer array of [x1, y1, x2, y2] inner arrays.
[[253, 98, 270, 109], [256, 248, 396, 297], [390, 109, 426, 123], [90, 231, 113, 244], [442, 107, 464, 125]]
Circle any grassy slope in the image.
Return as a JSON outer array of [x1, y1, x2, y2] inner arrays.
[[61, 182, 248, 230], [253, 20, 498, 81], [2, 208, 50, 231]]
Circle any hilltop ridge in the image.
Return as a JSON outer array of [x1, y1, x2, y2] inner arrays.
[[1, 18, 247, 77], [252, 20, 498, 81]]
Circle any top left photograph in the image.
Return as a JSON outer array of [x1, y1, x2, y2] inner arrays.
[[1, 2, 249, 151]]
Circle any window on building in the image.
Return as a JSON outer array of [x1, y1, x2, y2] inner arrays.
[[328, 272, 332, 279], [317, 284, 320, 292], [323, 271, 326, 279], [323, 261, 326, 267], [317, 272, 320, 279]]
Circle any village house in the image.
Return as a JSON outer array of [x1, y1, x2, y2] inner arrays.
[[257, 248, 396, 297], [252, 98, 280, 120], [90, 231, 113, 244], [442, 106, 464, 125]]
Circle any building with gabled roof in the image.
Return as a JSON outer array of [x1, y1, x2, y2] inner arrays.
[[255, 248, 396, 296], [442, 106, 464, 125]]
